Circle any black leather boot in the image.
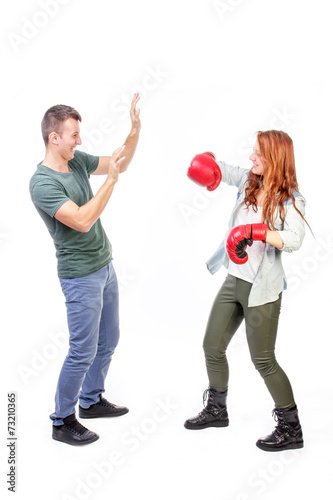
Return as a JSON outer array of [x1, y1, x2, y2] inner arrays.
[[256, 406, 304, 452], [184, 388, 229, 430]]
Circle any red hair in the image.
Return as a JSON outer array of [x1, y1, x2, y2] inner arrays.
[[244, 130, 309, 231]]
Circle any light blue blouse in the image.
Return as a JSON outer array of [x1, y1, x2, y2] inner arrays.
[[206, 161, 306, 307]]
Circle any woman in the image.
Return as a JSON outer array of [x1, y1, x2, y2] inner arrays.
[[185, 130, 308, 452]]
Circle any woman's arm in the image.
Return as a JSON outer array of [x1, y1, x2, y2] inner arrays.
[[217, 160, 249, 188], [276, 196, 306, 252], [266, 230, 284, 249]]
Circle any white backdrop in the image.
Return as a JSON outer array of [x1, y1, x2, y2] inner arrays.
[[1, 0, 332, 499]]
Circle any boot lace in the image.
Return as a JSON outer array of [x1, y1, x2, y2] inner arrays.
[[203, 389, 209, 406], [202, 389, 216, 411], [272, 408, 292, 438], [202, 389, 223, 417]]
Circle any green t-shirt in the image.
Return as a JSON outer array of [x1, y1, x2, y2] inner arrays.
[[29, 150, 112, 278]]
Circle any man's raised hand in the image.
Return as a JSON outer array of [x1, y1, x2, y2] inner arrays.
[[108, 146, 126, 184]]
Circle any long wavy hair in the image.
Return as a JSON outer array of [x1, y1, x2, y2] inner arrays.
[[244, 130, 310, 231]]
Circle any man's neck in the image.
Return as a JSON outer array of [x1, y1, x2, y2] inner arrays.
[[42, 151, 69, 173]]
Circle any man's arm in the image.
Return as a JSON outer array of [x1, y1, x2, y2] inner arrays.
[[93, 93, 141, 175], [54, 146, 125, 232]]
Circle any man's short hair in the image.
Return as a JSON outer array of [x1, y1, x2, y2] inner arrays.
[[41, 105, 82, 146]]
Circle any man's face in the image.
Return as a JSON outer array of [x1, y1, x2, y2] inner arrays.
[[56, 118, 82, 160]]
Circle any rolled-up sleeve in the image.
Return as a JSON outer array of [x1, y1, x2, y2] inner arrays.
[[278, 195, 306, 252], [217, 161, 249, 188]]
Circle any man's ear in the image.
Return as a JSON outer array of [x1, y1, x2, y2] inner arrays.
[[49, 131, 59, 145]]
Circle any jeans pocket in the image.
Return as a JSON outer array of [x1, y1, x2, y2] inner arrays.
[[59, 278, 80, 303]]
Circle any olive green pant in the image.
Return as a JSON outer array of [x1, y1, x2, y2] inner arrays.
[[203, 274, 295, 409]]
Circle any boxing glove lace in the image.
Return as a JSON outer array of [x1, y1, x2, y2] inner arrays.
[[226, 223, 268, 264]]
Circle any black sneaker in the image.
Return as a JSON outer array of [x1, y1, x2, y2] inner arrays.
[[79, 395, 129, 419], [52, 413, 99, 446]]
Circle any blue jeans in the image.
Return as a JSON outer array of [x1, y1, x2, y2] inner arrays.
[[50, 263, 119, 426]]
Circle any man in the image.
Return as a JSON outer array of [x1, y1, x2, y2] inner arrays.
[[29, 93, 141, 446]]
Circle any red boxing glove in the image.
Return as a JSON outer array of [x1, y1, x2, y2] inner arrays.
[[187, 152, 222, 191], [226, 223, 268, 264]]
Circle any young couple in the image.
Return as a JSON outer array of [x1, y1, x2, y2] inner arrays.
[[30, 94, 307, 452]]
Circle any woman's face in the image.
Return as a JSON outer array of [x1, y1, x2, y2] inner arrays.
[[249, 140, 264, 176]]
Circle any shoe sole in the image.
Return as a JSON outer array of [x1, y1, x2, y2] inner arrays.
[[256, 440, 304, 452], [52, 434, 100, 446], [184, 420, 229, 430], [79, 408, 129, 419]]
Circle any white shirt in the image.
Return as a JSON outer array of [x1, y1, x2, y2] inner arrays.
[[206, 162, 306, 307], [227, 204, 266, 283]]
